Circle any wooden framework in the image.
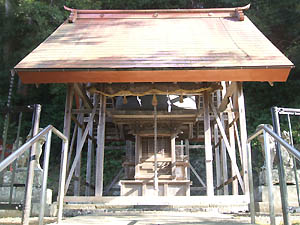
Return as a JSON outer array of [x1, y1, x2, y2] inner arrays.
[[60, 81, 250, 201]]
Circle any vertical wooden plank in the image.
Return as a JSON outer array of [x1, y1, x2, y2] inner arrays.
[[171, 134, 176, 179], [85, 94, 96, 196], [237, 82, 249, 195], [63, 84, 74, 175], [203, 91, 214, 196], [214, 122, 221, 195], [74, 113, 82, 196], [95, 94, 106, 196], [220, 81, 228, 195], [185, 139, 190, 180], [227, 94, 238, 195]]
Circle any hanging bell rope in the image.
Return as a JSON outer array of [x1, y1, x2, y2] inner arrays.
[[180, 95, 184, 103], [152, 94, 158, 106], [123, 96, 128, 104]]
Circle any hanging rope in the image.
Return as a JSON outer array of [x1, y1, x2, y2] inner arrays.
[[153, 103, 158, 191]]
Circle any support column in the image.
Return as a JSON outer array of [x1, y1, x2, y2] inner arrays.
[[228, 100, 238, 195], [85, 95, 96, 196], [74, 110, 83, 196], [171, 134, 176, 179], [237, 82, 249, 195], [203, 91, 214, 196], [95, 94, 106, 196], [214, 122, 221, 195], [220, 82, 228, 195], [135, 135, 141, 177], [185, 139, 190, 180]]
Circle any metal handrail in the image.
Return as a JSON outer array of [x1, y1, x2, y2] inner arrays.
[[248, 125, 300, 160], [247, 124, 300, 225], [0, 125, 68, 225]]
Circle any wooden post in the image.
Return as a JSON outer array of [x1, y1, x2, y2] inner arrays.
[[95, 94, 106, 196], [85, 94, 96, 196], [185, 139, 190, 180], [220, 81, 228, 195], [171, 134, 176, 179], [135, 135, 141, 177], [74, 111, 83, 196], [203, 91, 214, 196], [227, 88, 238, 195], [237, 82, 249, 195], [214, 122, 221, 195]]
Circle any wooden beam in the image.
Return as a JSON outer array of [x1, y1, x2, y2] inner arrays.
[[218, 82, 237, 112], [85, 94, 97, 196], [214, 122, 221, 195], [74, 113, 83, 196], [185, 139, 190, 180], [237, 82, 249, 196], [216, 170, 244, 190], [228, 105, 238, 195], [95, 94, 106, 196], [220, 82, 228, 195], [64, 101, 98, 194], [171, 134, 176, 179], [210, 102, 245, 193], [189, 162, 206, 187], [74, 83, 93, 109], [203, 91, 214, 196]]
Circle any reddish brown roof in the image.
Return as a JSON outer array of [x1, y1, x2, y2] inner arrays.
[[15, 5, 294, 83]]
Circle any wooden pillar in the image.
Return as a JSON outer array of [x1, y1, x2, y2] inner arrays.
[[214, 122, 221, 195], [203, 91, 214, 196], [227, 85, 238, 195], [95, 94, 106, 196], [220, 81, 228, 195], [85, 94, 96, 196], [135, 135, 142, 178], [74, 113, 83, 196], [237, 82, 249, 195], [171, 134, 176, 179], [185, 139, 190, 180]]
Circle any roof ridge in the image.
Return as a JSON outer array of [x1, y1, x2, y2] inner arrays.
[[64, 4, 250, 22]]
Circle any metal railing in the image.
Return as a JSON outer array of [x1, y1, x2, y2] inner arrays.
[[0, 125, 68, 225], [247, 123, 300, 225]]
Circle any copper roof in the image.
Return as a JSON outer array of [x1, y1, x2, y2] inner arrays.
[[15, 5, 294, 83]]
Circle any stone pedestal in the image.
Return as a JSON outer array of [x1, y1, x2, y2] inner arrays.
[[0, 168, 56, 216], [255, 185, 300, 213], [259, 168, 300, 185]]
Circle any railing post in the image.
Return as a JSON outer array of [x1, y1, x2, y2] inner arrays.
[[246, 142, 255, 224], [264, 130, 276, 225], [57, 138, 69, 223], [271, 107, 290, 225], [39, 130, 52, 225], [22, 104, 41, 225]]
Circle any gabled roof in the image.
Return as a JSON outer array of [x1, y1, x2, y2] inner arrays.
[[15, 5, 294, 84]]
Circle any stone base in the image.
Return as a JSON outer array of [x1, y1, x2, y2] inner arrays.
[[3, 168, 43, 187], [0, 187, 52, 203], [259, 168, 300, 185], [0, 202, 57, 217], [255, 185, 300, 213]]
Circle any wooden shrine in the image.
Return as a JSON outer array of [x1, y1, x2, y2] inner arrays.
[[13, 4, 294, 207]]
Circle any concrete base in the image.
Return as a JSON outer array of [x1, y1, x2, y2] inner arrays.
[[120, 180, 191, 196], [0, 187, 52, 204], [255, 185, 300, 213], [0, 202, 57, 217], [259, 168, 300, 185], [63, 195, 249, 216], [3, 168, 43, 187]]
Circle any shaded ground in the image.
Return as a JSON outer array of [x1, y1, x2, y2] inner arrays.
[[2, 212, 300, 225], [0, 217, 56, 225]]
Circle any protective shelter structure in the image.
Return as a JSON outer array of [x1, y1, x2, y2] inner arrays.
[[14, 4, 293, 206]]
